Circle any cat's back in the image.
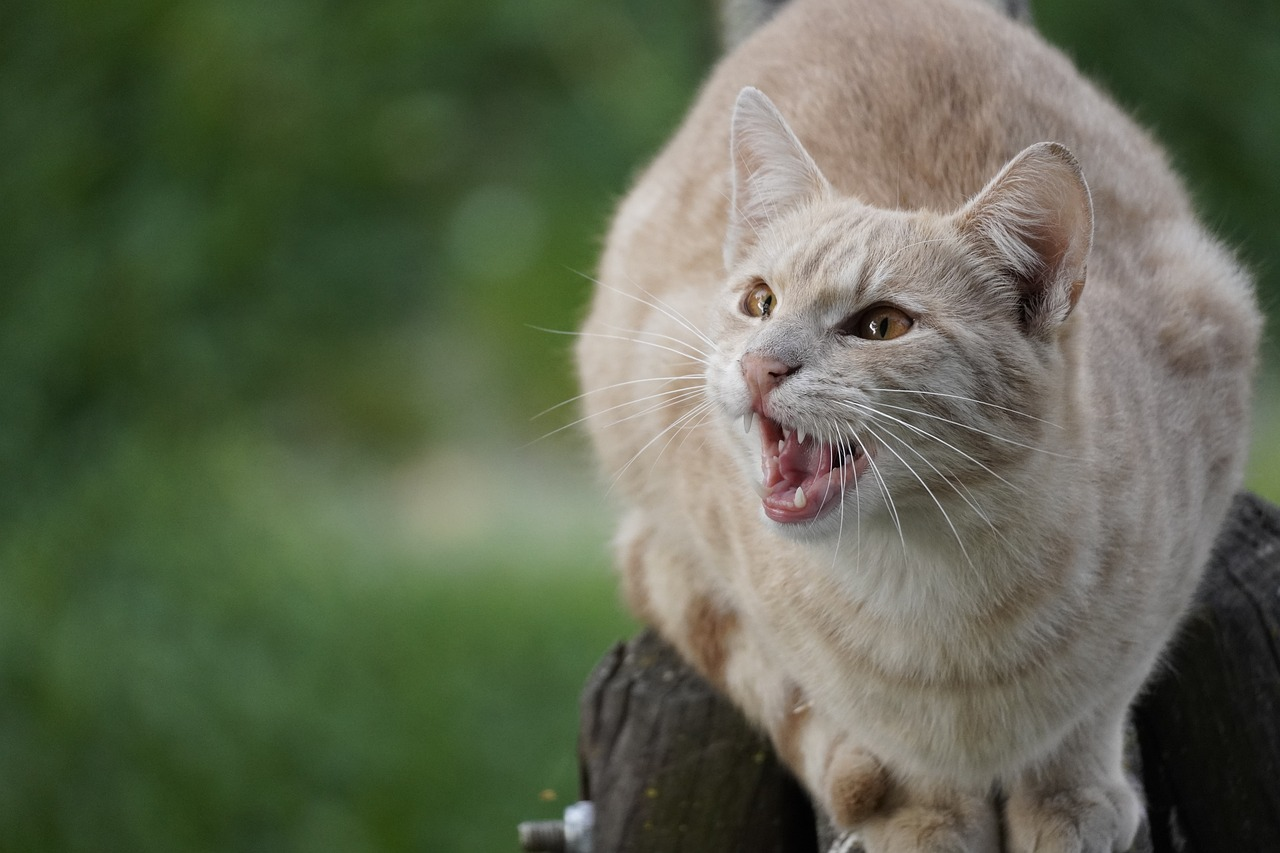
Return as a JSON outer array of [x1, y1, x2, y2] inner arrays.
[[617, 0, 1191, 276]]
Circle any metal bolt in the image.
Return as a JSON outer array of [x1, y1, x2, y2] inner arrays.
[[518, 820, 566, 852], [518, 801, 594, 853]]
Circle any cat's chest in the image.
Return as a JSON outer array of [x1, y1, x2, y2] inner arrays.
[[746, 536, 1082, 684]]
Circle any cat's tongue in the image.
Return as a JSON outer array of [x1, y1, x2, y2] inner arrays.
[[758, 419, 862, 523]]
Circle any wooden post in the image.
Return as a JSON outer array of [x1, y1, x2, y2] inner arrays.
[[1134, 493, 1280, 852], [577, 630, 818, 852], [577, 493, 1280, 852]]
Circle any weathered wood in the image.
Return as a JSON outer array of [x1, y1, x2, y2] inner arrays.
[[1134, 492, 1280, 852], [578, 631, 818, 852], [577, 493, 1280, 852]]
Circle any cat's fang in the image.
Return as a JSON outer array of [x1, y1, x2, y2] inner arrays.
[[797, 428, 807, 444], [743, 411, 756, 434], [793, 486, 807, 509]]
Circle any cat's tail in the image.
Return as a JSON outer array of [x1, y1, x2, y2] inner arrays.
[[719, 0, 1033, 50]]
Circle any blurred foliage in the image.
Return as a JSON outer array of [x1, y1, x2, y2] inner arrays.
[[0, 0, 1276, 850], [1035, 0, 1280, 340]]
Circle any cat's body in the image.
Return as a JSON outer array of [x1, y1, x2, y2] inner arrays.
[[575, 0, 1259, 849]]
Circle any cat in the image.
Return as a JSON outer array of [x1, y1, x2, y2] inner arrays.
[[574, 0, 1260, 849]]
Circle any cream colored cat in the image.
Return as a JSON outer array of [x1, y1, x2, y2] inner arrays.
[[574, 0, 1260, 849]]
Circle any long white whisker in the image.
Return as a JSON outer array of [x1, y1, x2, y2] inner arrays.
[[647, 402, 716, 478], [532, 373, 704, 420], [864, 418, 990, 519], [529, 386, 702, 445], [528, 325, 711, 366], [600, 322, 714, 361], [838, 400, 1026, 496], [857, 420, 973, 568], [604, 388, 705, 428], [846, 421, 904, 554], [847, 432, 861, 571], [867, 400, 1071, 458], [617, 275, 722, 354], [849, 407, 1037, 561], [612, 400, 713, 489], [859, 415, 1013, 552], [878, 237, 952, 269], [861, 387, 1062, 429], [568, 268, 721, 355], [822, 418, 855, 572]]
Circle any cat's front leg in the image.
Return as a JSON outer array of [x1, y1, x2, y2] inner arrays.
[[1003, 702, 1142, 853], [615, 511, 893, 828], [854, 775, 1000, 853]]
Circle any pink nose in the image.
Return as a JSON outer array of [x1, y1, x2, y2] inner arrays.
[[741, 353, 798, 407]]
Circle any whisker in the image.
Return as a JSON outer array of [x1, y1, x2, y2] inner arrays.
[[531, 373, 705, 420], [600, 322, 714, 361], [845, 421, 904, 554], [612, 400, 714, 490], [861, 387, 1062, 430], [603, 388, 706, 429], [878, 237, 952, 270], [647, 402, 716, 477], [837, 400, 1027, 496], [857, 419, 973, 568], [527, 325, 711, 366], [568, 267, 721, 354], [859, 399, 1071, 459], [860, 416, 1009, 548], [847, 409, 1042, 562], [529, 386, 703, 446], [822, 418, 858, 572]]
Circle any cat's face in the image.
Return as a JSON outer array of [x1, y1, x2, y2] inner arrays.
[[705, 88, 1091, 540], [706, 201, 1053, 538]]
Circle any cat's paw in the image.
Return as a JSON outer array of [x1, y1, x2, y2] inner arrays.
[[1004, 779, 1141, 853], [858, 794, 999, 853], [821, 744, 889, 827]]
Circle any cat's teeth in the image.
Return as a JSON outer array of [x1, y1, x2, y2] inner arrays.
[[783, 428, 792, 442], [778, 440, 785, 453], [797, 428, 807, 445], [743, 411, 756, 434], [793, 486, 807, 509]]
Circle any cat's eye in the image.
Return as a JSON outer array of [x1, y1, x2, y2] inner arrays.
[[843, 305, 913, 340], [742, 282, 776, 319]]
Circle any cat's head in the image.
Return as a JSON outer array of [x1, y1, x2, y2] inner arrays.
[[706, 87, 1092, 539]]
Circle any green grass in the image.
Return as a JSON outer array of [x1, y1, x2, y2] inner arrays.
[[0, 430, 634, 853]]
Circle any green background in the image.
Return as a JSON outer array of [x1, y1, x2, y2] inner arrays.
[[1, 0, 1276, 850]]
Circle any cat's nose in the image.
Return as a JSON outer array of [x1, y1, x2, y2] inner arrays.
[[741, 352, 798, 406]]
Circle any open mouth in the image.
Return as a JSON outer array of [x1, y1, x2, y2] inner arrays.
[[748, 413, 871, 524]]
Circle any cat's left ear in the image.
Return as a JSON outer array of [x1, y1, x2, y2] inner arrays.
[[725, 87, 833, 269], [956, 142, 1093, 338]]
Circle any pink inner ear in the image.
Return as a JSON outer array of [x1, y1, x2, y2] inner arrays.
[[958, 142, 1093, 331], [725, 88, 832, 269]]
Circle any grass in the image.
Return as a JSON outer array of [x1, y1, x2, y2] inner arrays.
[[0, 429, 634, 853]]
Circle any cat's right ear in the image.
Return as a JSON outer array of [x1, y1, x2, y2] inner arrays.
[[725, 87, 832, 269], [957, 142, 1093, 339]]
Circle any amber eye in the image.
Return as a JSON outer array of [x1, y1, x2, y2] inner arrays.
[[742, 282, 776, 319], [845, 305, 913, 340]]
